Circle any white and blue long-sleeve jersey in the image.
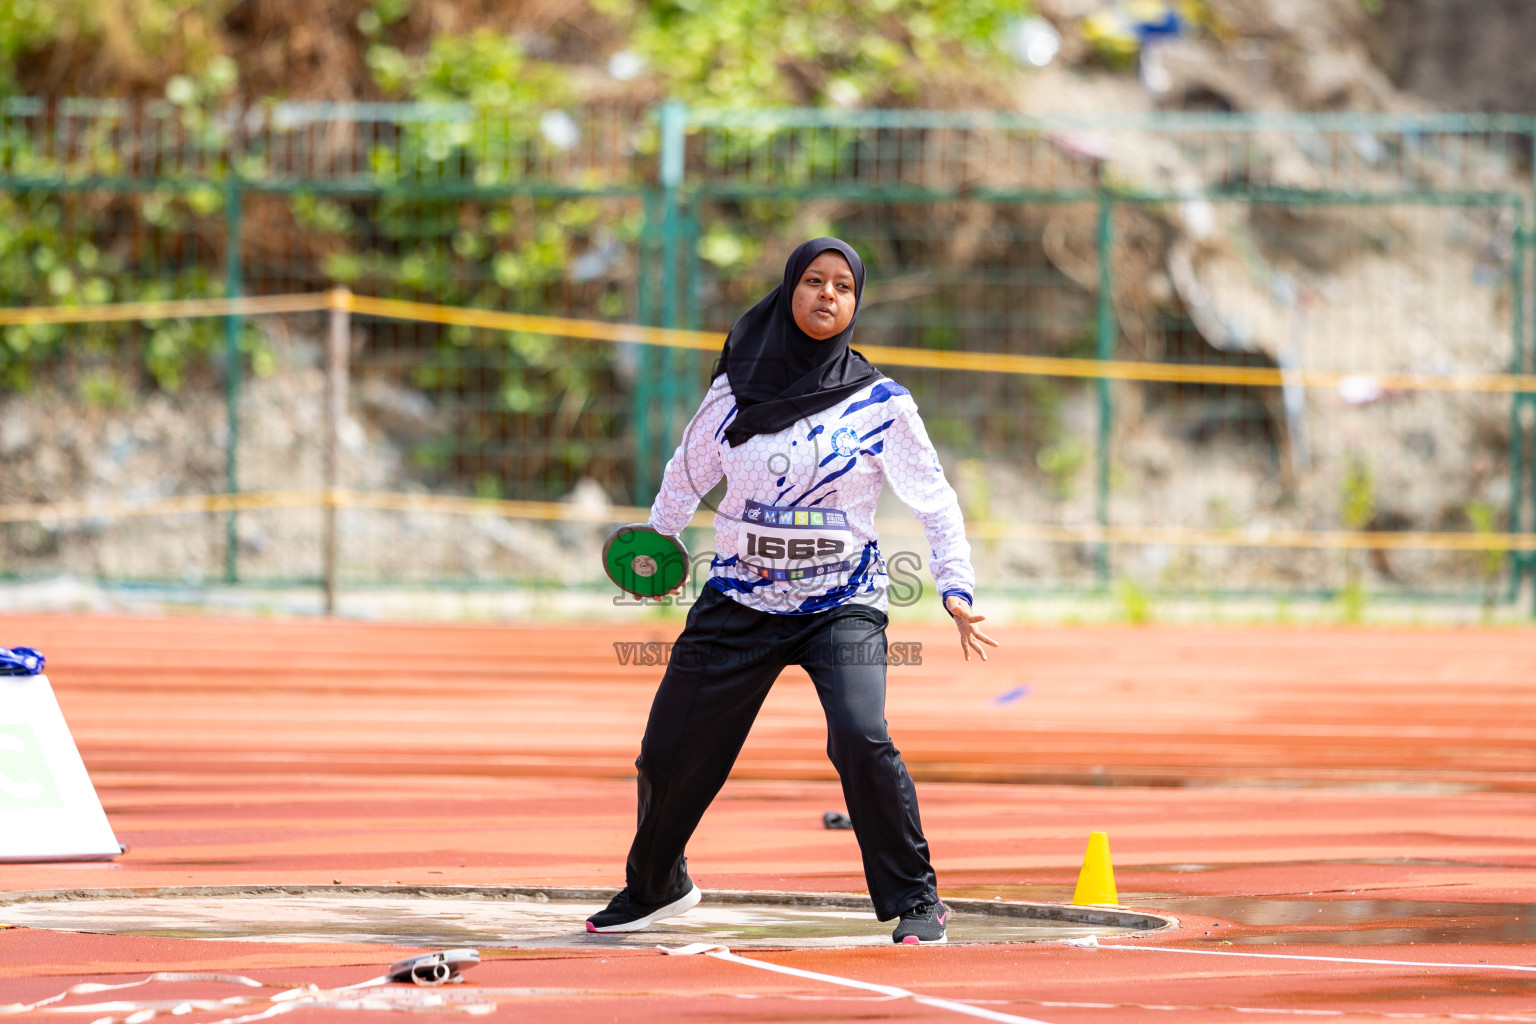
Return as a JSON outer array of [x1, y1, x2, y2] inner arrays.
[[648, 375, 976, 616]]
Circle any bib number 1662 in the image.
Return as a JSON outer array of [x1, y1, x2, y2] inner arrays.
[[744, 534, 845, 559]]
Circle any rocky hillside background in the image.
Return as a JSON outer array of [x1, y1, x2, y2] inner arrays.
[[1, 0, 1532, 609], [8, 0, 1533, 113]]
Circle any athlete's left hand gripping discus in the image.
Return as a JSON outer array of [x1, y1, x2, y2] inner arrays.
[[603, 523, 690, 598]]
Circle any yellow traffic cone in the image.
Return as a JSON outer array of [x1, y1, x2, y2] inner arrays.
[[1071, 831, 1118, 906]]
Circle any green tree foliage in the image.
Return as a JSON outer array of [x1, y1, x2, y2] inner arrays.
[[365, 27, 568, 112], [0, 39, 262, 393], [332, 28, 635, 489], [596, 0, 1023, 107], [0, 0, 229, 95], [0, 0, 1033, 491], [0, 183, 261, 393]]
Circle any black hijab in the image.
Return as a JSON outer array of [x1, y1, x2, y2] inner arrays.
[[717, 237, 883, 448]]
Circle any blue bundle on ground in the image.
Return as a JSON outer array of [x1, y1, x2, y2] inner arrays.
[[0, 646, 45, 675]]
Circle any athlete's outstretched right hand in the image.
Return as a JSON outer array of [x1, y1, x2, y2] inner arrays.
[[944, 596, 999, 663]]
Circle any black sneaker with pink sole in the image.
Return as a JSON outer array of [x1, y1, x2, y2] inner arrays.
[[585, 882, 702, 933], [891, 898, 948, 944]]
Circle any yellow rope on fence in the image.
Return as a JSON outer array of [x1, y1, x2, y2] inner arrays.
[[0, 490, 321, 524], [344, 293, 723, 353], [5, 289, 1535, 393], [0, 489, 1527, 553], [346, 292, 1536, 394], [0, 293, 331, 326]]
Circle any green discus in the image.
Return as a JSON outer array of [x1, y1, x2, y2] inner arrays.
[[602, 523, 690, 598]]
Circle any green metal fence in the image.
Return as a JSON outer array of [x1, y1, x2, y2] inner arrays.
[[668, 108, 1536, 607], [0, 99, 1532, 610]]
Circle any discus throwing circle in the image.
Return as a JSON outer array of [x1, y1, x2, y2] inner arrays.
[[0, 886, 1173, 949]]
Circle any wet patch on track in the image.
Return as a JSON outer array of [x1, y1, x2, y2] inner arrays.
[[1155, 896, 1536, 946]]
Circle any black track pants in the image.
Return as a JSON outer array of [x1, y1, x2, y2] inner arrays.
[[624, 583, 937, 922]]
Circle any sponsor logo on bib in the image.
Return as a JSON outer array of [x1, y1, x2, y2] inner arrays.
[[737, 499, 853, 582]]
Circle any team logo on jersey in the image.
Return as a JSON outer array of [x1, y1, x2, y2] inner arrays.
[[830, 427, 859, 457]]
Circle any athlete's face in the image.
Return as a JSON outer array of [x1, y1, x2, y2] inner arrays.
[[791, 251, 857, 340]]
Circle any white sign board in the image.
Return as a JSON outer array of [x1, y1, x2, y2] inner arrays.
[[0, 673, 121, 861]]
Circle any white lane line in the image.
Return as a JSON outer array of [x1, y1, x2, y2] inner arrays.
[[1102, 944, 1536, 973], [660, 942, 1055, 1024], [0, 972, 476, 1024], [0, 975, 265, 1016]]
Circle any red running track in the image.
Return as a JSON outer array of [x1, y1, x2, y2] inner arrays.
[[2, 614, 1535, 1023]]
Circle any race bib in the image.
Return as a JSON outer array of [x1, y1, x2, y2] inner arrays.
[[737, 499, 853, 582]]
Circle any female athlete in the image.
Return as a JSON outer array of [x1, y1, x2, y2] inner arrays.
[[587, 237, 997, 944]]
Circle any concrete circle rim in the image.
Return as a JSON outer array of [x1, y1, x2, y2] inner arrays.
[[0, 883, 1176, 933]]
